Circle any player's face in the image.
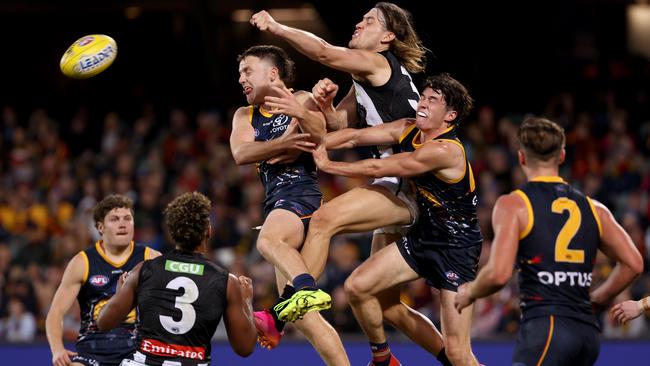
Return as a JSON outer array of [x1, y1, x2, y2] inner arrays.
[[349, 8, 391, 50], [238, 56, 275, 105], [415, 87, 455, 130], [98, 207, 134, 248]]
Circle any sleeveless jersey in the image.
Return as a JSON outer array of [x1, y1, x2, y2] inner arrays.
[[134, 249, 228, 365], [77, 241, 147, 343], [352, 50, 420, 159], [515, 177, 601, 327], [400, 125, 482, 248], [250, 106, 322, 208]]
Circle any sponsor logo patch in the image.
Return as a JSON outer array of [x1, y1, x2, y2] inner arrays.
[[89, 275, 109, 286]]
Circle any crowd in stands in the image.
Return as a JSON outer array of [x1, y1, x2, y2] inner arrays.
[[0, 79, 648, 344]]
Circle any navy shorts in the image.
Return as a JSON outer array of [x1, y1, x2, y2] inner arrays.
[[263, 195, 322, 231], [397, 236, 481, 291], [513, 315, 600, 366], [75, 337, 136, 366]]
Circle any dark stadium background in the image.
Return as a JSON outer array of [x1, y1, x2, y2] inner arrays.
[[0, 0, 648, 364]]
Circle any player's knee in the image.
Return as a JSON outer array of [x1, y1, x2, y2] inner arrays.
[[256, 236, 274, 259], [310, 207, 338, 234], [344, 273, 370, 302]]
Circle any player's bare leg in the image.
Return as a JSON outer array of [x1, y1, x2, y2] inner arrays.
[[368, 235, 447, 358], [302, 185, 412, 279], [256, 209, 312, 280], [440, 289, 479, 366], [345, 243, 421, 364], [255, 210, 348, 365]]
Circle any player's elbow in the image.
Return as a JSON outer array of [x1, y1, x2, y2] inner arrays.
[[232, 339, 255, 357], [231, 150, 251, 166], [628, 251, 644, 277], [490, 268, 512, 288]]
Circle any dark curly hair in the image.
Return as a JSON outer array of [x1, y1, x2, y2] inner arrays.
[[164, 192, 212, 252], [93, 194, 134, 230], [518, 117, 565, 162], [422, 73, 474, 127], [237, 45, 296, 86]]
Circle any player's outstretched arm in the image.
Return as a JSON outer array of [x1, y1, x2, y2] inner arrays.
[[97, 262, 142, 331], [46, 252, 86, 366], [230, 107, 315, 165], [250, 11, 388, 78], [314, 134, 457, 179], [324, 118, 413, 150], [589, 200, 643, 308], [224, 274, 256, 357], [454, 193, 522, 312]]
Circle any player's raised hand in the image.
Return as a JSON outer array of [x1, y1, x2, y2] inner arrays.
[[265, 86, 305, 119], [250, 11, 281, 34], [277, 120, 315, 152], [611, 299, 644, 324], [312, 78, 339, 111], [52, 348, 77, 366]]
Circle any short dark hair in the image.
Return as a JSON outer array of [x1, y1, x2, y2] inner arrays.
[[164, 192, 211, 252], [518, 117, 566, 162], [237, 45, 295, 85], [93, 195, 134, 229], [422, 73, 473, 126]]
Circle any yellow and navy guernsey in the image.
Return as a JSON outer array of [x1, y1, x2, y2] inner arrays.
[[77, 241, 148, 345], [249, 106, 322, 217], [514, 177, 601, 328], [399, 124, 482, 248]]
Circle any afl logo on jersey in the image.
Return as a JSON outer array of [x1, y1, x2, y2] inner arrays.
[[89, 275, 109, 287]]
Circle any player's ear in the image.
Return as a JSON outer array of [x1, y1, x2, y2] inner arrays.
[[382, 31, 396, 43], [518, 150, 526, 166], [269, 66, 279, 83], [558, 148, 566, 165], [96, 221, 104, 236]]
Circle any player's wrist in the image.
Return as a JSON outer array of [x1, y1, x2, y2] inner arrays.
[[640, 297, 650, 312]]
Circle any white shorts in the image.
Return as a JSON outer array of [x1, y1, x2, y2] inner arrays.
[[371, 177, 418, 235], [120, 351, 209, 366]]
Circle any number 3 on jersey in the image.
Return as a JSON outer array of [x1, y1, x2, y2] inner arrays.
[[159, 276, 199, 334], [551, 198, 585, 263]]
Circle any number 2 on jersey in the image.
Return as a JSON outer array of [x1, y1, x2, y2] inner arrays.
[[159, 276, 199, 334], [551, 198, 584, 263]]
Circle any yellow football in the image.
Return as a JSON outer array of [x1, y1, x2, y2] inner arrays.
[[60, 34, 117, 79]]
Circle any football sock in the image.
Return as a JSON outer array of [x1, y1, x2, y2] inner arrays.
[[271, 285, 295, 332], [370, 341, 392, 366], [292, 273, 317, 291]]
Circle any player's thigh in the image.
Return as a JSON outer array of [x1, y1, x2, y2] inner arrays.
[[316, 185, 411, 233], [440, 289, 473, 343], [347, 243, 419, 296], [259, 208, 305, 249], [371, 232, 402, 254]]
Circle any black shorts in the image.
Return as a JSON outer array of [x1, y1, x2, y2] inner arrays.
[[396, 236, 481, 291], [513, 315, 600, 366], [263, 196, 322, 231], [75, 337, 136, 366]]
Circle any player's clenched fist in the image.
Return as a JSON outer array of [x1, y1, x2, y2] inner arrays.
[[250, 11, 281, 34]]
